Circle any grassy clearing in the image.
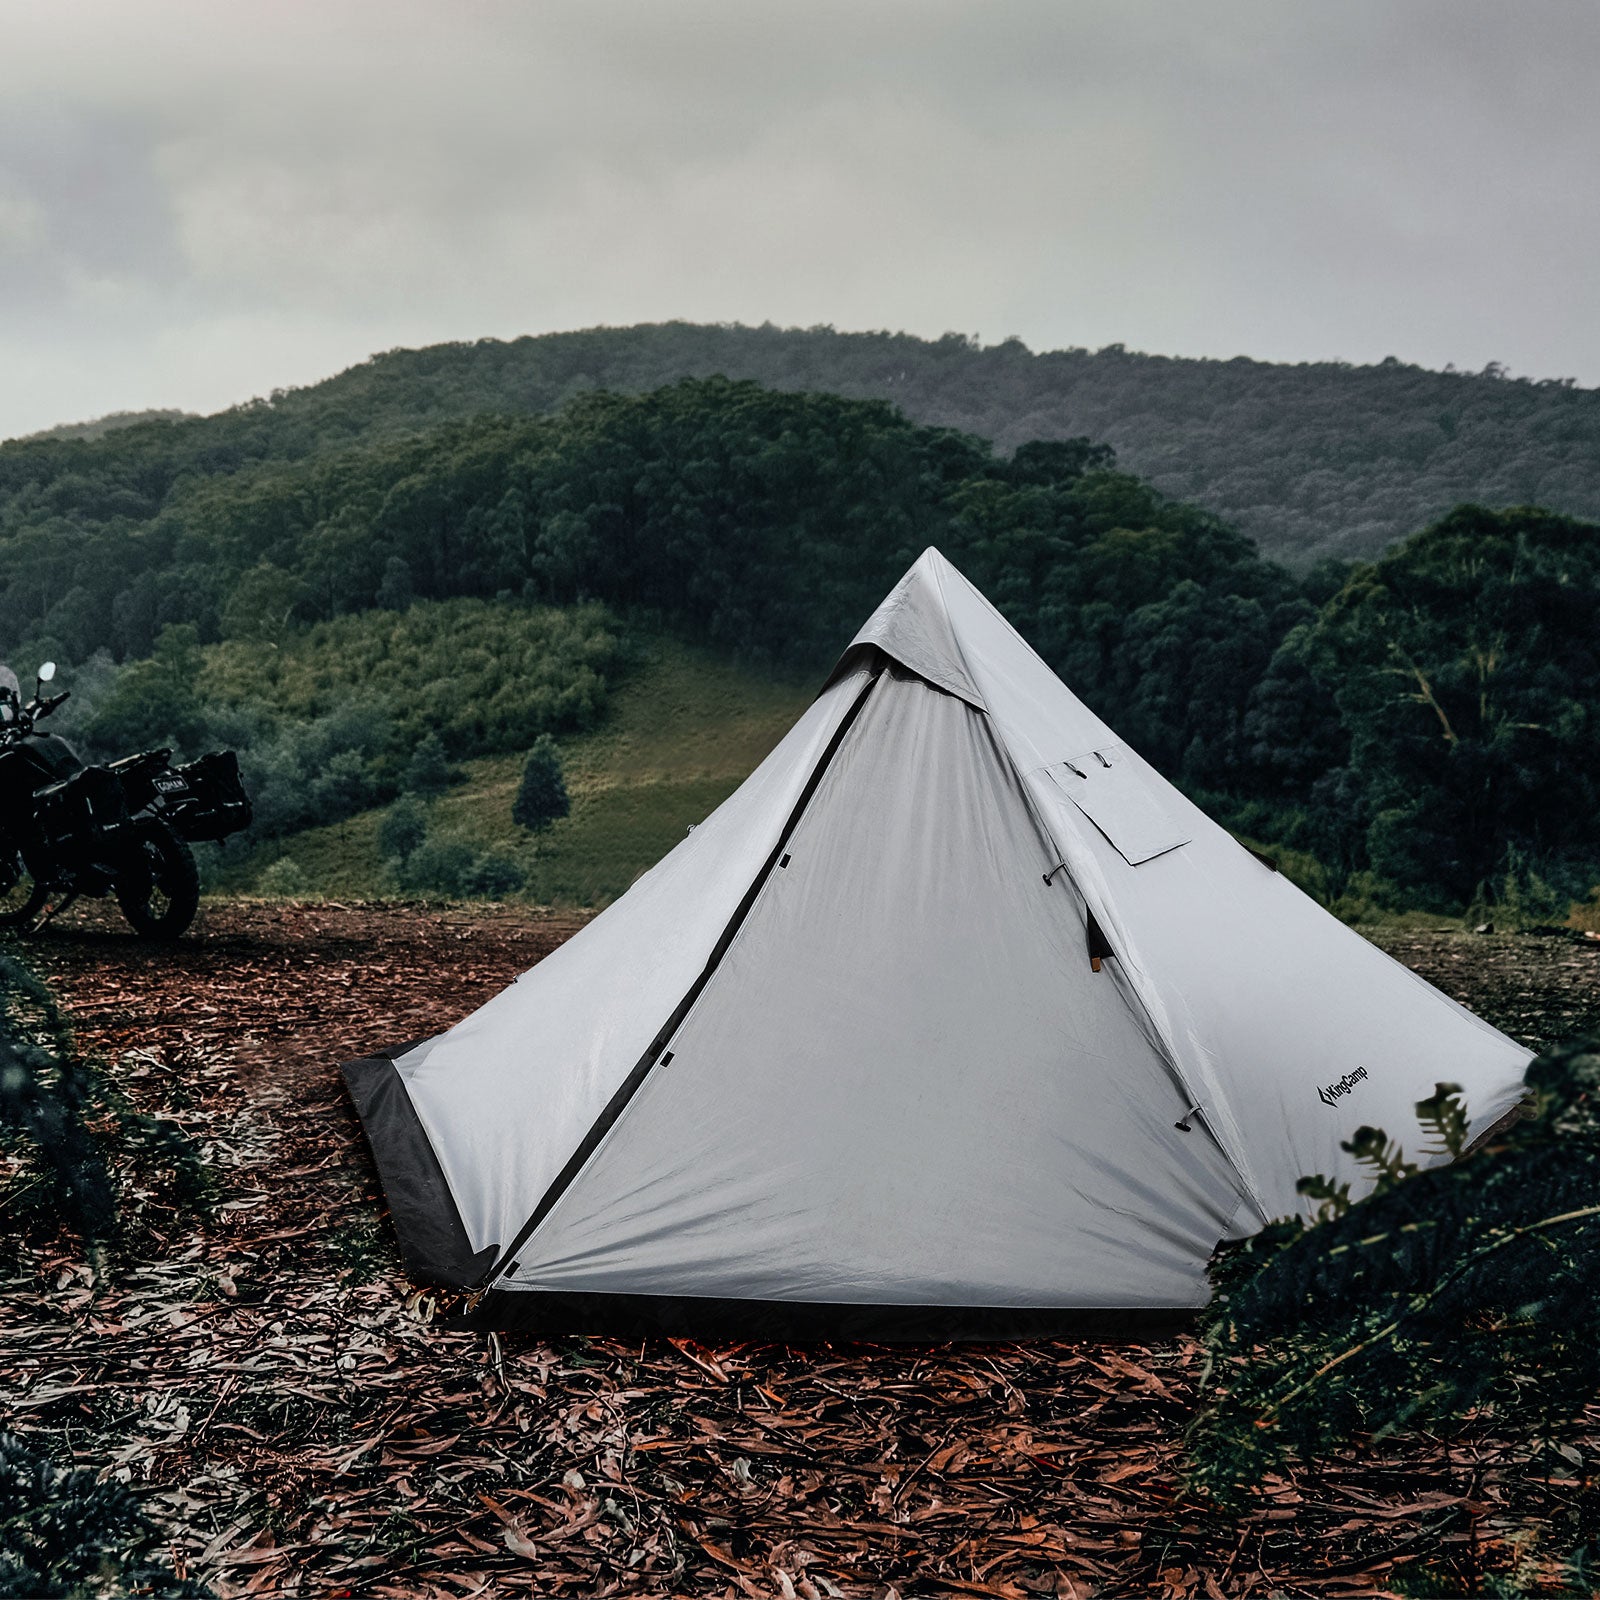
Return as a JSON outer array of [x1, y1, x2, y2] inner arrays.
[[223, 636, 812, 907]]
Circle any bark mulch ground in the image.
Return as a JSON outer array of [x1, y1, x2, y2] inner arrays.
[[2, 903, 1598, 1599]]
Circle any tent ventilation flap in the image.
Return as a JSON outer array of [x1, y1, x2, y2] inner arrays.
[[1051, 746, 1191, 867]]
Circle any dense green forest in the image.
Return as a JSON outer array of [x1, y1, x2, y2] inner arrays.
[[8, 322, 1598, 566], [9, 374, 1595, 916]]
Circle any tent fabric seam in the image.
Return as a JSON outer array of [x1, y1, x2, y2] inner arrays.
[[925, 553, 989, 712], [1020, 769, 1268, 1223], [947, 666, 1262, 1223], [821, 641, 986, 712]]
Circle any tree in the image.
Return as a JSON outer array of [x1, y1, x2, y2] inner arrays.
[[1306, 506, 1600, 909], [463, 854, 525, 898], [378, 795, 428, 863], [85, 624, 209, 755], [256, 857, 308, 897], [376, 554, 414, 611], [402, 731, 453, 799], [307, 749, 380, 824], [398, 835, 475, 897], [513, 735, 570, 834], [1007, 436, 1115, 485], [221, 562, 307, 644]]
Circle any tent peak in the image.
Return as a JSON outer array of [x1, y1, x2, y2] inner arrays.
[[830, 549, 986, 708]]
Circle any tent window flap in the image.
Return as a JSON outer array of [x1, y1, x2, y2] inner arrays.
[[1052, 746, 1191, 866]]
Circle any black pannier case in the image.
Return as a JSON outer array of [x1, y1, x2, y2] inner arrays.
[[162, 751, 252, 842], [36, 766, 129, 856]]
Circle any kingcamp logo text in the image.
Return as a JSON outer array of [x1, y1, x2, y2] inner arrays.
[[1318, 1066, 1369, 1107]]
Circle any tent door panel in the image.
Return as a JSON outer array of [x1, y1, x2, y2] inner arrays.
[[477, 667, 885, 1287], [1051, 745, 1190, 866]]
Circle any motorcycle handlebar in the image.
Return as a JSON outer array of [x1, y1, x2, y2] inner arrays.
[[0, 686, 68, 742], [4, 689, 71, 734]]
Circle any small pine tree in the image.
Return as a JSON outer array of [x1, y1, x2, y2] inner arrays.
[[402, 731, 453, 799], [513, 735, 570, 835], [378, 795, 428, 863]]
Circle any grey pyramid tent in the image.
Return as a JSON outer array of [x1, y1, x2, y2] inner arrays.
[[345, 549, 1531, 1337]]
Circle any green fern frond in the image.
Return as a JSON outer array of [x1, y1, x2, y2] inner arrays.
[[1415, 1081, 1470, 1160], [1342, 1122, 1420, 1193], [1295, 1172, 1353, 1222]]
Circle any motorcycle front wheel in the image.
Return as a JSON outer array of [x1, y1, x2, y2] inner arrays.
[[0, 852, 48, 928], [115, 819, 200, 939]]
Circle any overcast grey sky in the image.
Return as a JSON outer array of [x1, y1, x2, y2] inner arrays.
[[1, 1, 1596, 439]]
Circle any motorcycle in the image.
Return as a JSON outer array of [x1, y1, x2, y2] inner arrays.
[[0, 661, 253, 939]]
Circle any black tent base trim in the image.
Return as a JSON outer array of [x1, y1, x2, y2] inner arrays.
[[342, 1049, 499, 1289], [447, 1288, 1197, 1344]]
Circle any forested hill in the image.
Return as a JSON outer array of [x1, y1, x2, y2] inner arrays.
[[8, 362, 1596, 915], [13, 323, 1599, 565]]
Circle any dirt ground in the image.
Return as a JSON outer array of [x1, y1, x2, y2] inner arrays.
[[1369, 925, 1600, 1054], [2, 902, 1598, 1599]]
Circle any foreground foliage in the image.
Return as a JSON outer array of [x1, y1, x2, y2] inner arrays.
[[0, 955, 210, 1598], [0, 951, 206, 1263], [0, 1432, 207, 1599], [1192, 1036, 1600, 1581]]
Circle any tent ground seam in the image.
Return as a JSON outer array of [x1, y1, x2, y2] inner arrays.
[[451, 1289, 1201, 1342]]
